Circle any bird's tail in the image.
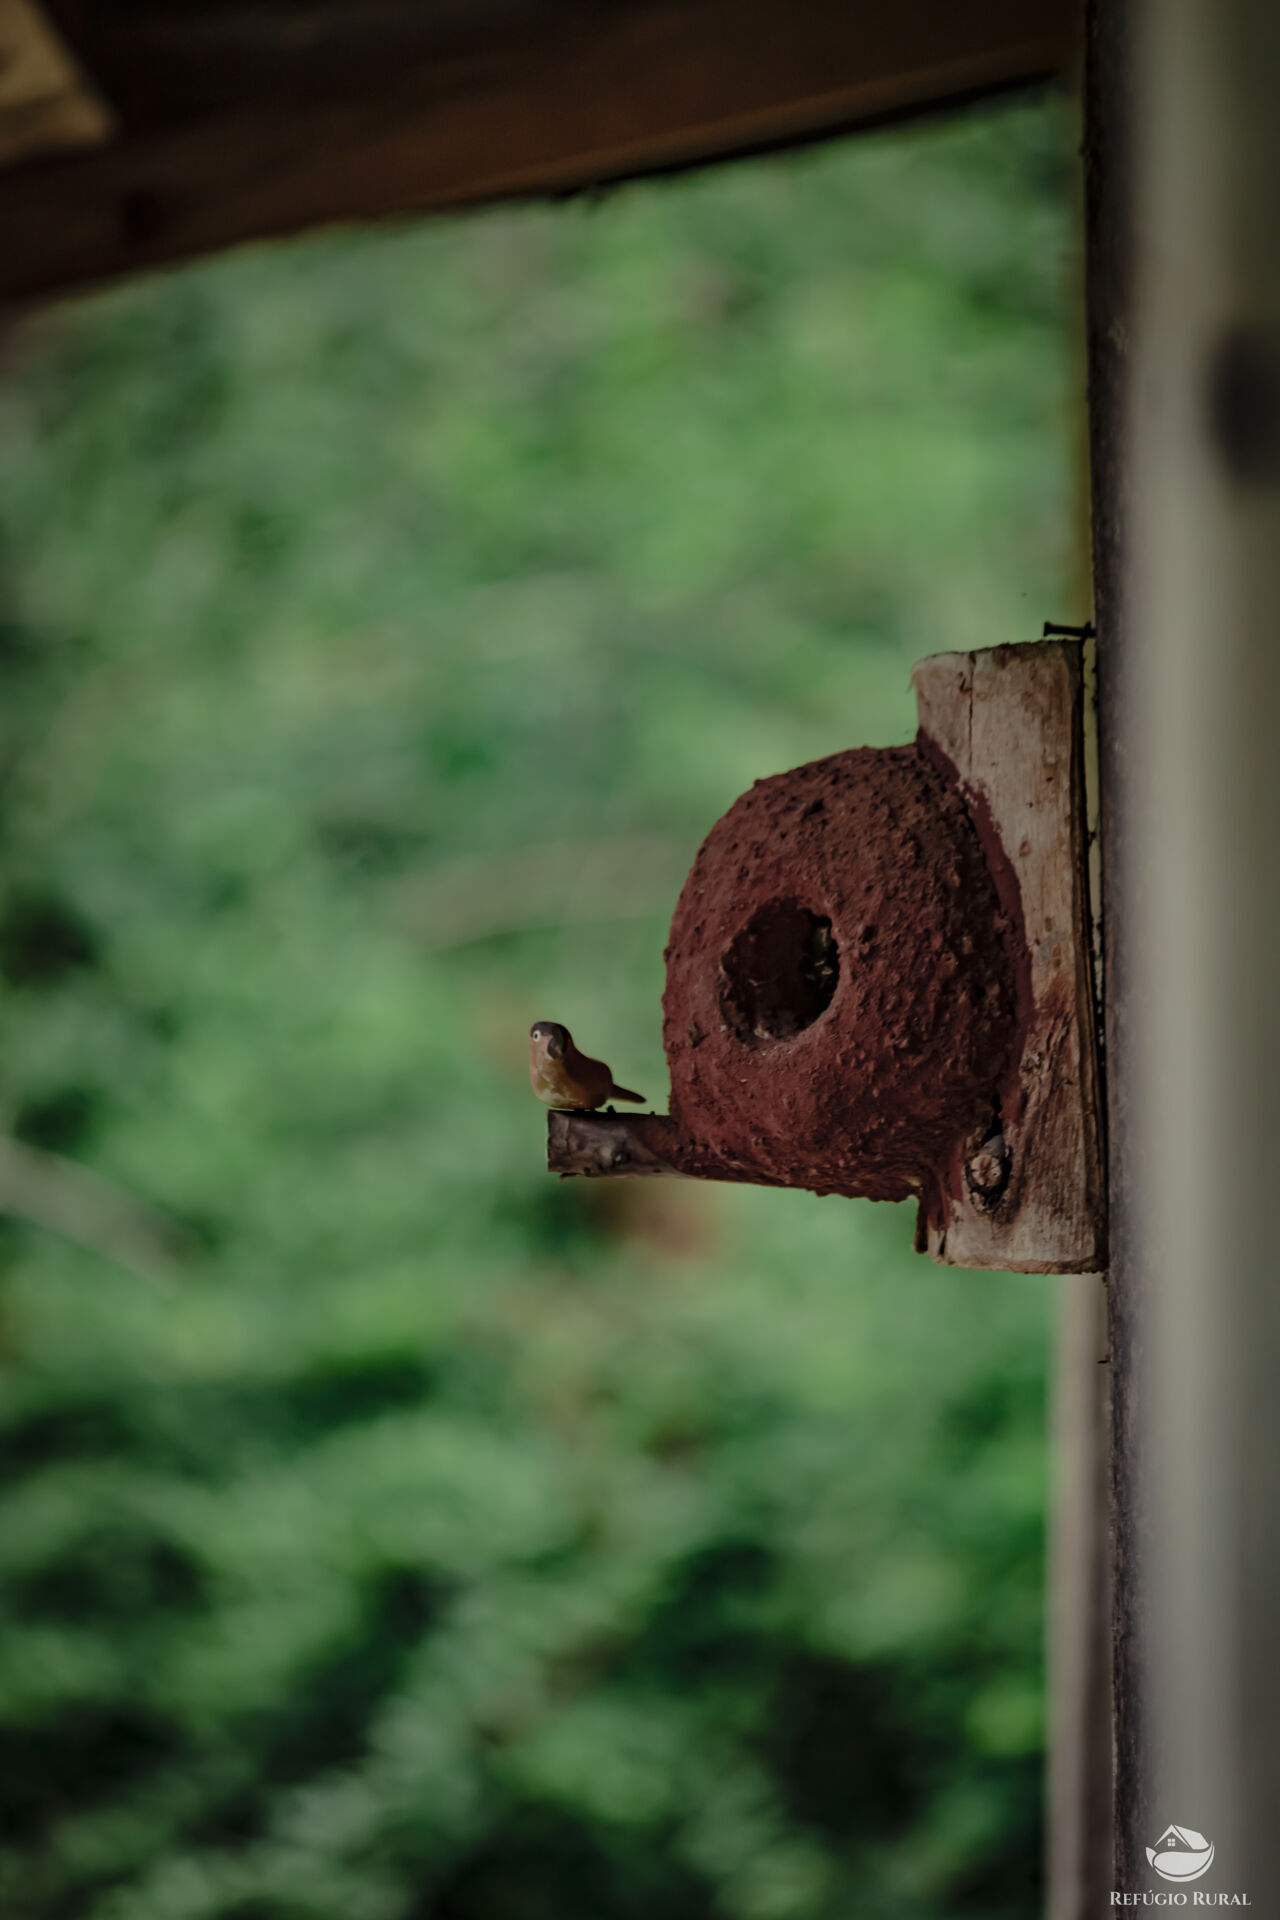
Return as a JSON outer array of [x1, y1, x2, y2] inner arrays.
[[609, 1084, 645, 1104]]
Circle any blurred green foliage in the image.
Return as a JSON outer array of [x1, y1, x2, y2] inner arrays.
[[0, 94, 1073, 1920]]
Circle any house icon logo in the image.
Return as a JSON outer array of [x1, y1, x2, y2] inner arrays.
[[1147, 1824, 1216, 1882]]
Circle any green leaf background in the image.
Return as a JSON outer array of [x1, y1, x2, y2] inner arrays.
[[0, 95, 1073, 1920]]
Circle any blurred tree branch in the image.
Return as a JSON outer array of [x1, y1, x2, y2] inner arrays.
[[391, 835, 689, 951], [0, 1134, 191, 1282]]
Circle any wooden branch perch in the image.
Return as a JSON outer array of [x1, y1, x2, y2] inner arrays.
[[547, 1110, 784, 1187], [548, 1111, 685, 1179]]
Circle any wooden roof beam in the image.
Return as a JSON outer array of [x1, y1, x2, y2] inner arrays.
[[0, 0, 1077, 302]]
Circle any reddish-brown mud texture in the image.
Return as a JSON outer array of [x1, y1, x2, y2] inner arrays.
[[661, 745, 1023, 1201]]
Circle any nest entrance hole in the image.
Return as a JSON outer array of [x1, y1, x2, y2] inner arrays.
[[720, 901, 839, 1047]]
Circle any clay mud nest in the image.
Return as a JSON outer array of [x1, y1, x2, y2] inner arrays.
[[661, 744, 1023, 1201]]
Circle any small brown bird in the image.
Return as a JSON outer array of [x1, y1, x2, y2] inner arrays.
[[529, 1021, 645, 1111]]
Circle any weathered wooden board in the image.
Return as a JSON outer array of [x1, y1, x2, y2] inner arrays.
[[0, 0, 1076, 301], [912, 639, 1107, 1272]]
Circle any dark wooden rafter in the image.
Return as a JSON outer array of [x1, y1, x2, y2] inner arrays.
[[1, 0, 1077, 301]]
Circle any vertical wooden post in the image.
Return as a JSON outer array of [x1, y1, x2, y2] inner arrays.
[[1047, 1273, 1114, 1920], [1127, 0, 1280, 1899], [1091, 0, 1280, 1899]]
